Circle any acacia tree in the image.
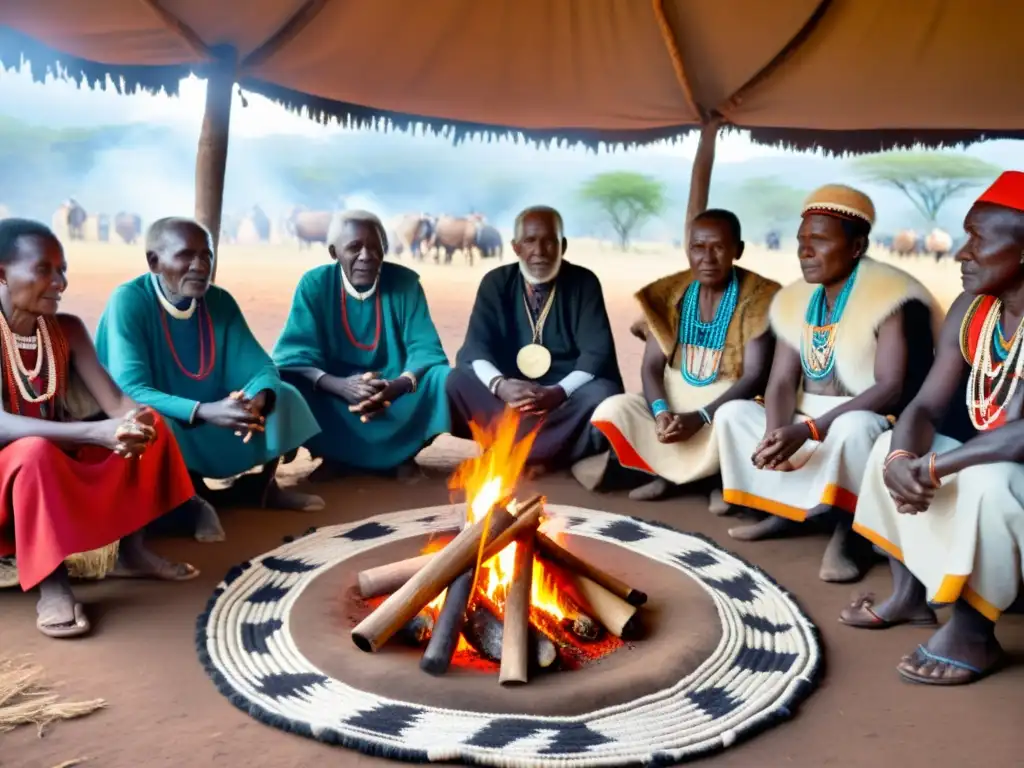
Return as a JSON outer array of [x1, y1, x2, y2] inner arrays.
[[851, 151, 1000, 226], [579, 171, 667, 249], [734, 176, 805, 230]]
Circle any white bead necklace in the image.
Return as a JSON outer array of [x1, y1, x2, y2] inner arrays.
[[151, 274, 197, 320], [0, 313, 57, 404], [968, 298, 1024, 430]]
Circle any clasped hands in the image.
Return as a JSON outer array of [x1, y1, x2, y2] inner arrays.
[[496, 378, 566, 416], [654, 411, 705, 444], [883, 452, 939, 515], [751, 422, 818, 470], [110, 407, 158, 459], [195, 391, 268, 443], [323, 371, 412, 421]]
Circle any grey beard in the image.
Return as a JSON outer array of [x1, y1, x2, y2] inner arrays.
[[519, 255, 562, 285]]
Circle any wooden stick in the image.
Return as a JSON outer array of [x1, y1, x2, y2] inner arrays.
[[396, 610, 434, 647], [351, 495, 542, 652], [541, 557, 639, 638], [420, 569, 474, 676], [535, 532, 647, 606], [499, 535, 534, 685], [358, 553, 435, 599], [356, 503, 543, 599], [464, 599, 557, 669]]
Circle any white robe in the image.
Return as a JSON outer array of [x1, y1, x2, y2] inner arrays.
[[716, 393, 891, 519], [591, 366, 731, 485], [854, 432, 1024, 620]]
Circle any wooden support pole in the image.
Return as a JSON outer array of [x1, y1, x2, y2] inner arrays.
[[684, 119, 721, 244], [195, 46, 237, 280]]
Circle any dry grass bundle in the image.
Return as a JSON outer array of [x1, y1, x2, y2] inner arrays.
[[64, 543, 119, 581], [0, 658, 106, 736]]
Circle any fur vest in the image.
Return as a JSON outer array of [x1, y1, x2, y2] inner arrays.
[[635, 267, 781, 380], [769, 257, 943, 395]]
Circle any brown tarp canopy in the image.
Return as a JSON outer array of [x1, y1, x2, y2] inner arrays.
[[1, 0, 1021, 151]]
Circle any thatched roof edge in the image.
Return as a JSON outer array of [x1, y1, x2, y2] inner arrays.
[[0, 27, 189, 96], [3, 26, 1021, 154]]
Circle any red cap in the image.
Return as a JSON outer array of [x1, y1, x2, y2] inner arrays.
[[976, 171, 1024, 212]]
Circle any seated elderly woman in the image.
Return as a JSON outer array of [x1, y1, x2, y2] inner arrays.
[[0, 219, 197, 639], [95, 217, 323, 543], [579, 209, 780, 501], [843, 172, 1024, 686], [273, 210, 451, 480]]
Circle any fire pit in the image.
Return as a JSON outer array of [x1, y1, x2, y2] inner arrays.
[[197, 414, 824, 765], [351, 412, 645, 684]]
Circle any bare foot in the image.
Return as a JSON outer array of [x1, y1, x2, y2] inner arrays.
[[708, 489, 731, 516], [728, 515, 800, 541], [629, 477, 672, 501], [111, 535, 198, 581], [570, 451, 610, 491], [193, 496, 226, 543], [819, 523, 873, 583], [36, 567, 90, 638], [264, 480, 325, 512]]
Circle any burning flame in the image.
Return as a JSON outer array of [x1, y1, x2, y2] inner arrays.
[[426, 409, 568, 622]]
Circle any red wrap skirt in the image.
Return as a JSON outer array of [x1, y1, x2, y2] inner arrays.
[[0, 415, 195, 590]]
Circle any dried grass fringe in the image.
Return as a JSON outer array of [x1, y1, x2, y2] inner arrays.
[[0, 658, 106, 735]]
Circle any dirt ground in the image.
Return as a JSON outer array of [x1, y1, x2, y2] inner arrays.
[[2, 241, 1020, 768]]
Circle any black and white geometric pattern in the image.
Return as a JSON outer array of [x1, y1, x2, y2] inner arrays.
[[196, 505, 822, 766]]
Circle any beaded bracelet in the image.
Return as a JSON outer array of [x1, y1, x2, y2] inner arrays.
[[804, 418, 821, 441], [488, 375, 505, 395], [651, 399, 669, 417], [698, 407, 712, 425], [928, 452, 940, 487]]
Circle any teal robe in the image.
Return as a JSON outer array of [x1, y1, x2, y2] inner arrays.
[[272, 261, 451, 470], [95, 274, 320, 479]]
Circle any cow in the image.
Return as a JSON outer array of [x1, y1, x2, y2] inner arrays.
[[392, 213, 435, 261], [65, 199, 87, 240], [114, 212, 142, 244], [287, 208, 333, 248]]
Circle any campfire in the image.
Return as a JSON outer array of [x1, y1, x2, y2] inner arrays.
[[351, 410, 648, 685]]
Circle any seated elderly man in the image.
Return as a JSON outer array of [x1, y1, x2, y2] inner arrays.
[[714, 185, 943, 582], [95, 217, 323, 542], [274, 210, 451, 480], [0, 219, 197, 639], [580, 209, 780, 501], [843, 171, 1024, 686], [446, 205, 623, 473]]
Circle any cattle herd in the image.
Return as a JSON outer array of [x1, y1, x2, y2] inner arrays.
[[0, 200, 959, 264]]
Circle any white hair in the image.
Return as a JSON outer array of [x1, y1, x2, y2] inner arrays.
[[513, 206, 564, 241], [327, 209, 389, 252]]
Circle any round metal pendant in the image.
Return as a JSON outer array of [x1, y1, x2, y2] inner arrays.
[[516, 343, 552, 380]]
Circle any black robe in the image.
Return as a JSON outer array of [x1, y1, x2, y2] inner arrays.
[[448, 261, 624, 468]]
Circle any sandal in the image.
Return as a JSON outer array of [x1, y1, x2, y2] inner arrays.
[[897, 644, 1006, 686], [838, 593, 938, 629], [37, 601, 91, 639]]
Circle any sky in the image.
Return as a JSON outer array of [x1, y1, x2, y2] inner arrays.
[[0, 66, 795, 162]]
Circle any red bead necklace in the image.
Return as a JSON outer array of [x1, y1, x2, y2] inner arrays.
[[340, 271, 381, 351], [159, 301, 216, 380]]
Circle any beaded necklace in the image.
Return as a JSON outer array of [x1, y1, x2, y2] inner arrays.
[[154, 276, 216, 381], [340, 266, 382, 351], [0, 314, 67, 415], [800, 260, 861, 381], [967, 298, 1024, 430], [678, 269, 739, 386]]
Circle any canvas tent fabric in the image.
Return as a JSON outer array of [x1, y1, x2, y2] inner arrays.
[[0, 0, 1021, 151]]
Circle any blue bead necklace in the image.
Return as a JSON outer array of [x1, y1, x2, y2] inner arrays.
[[800, 259, 860, 381], [678, 269, 740, 386]]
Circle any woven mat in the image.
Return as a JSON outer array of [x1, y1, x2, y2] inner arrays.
[[196, 505, 822, 767]]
